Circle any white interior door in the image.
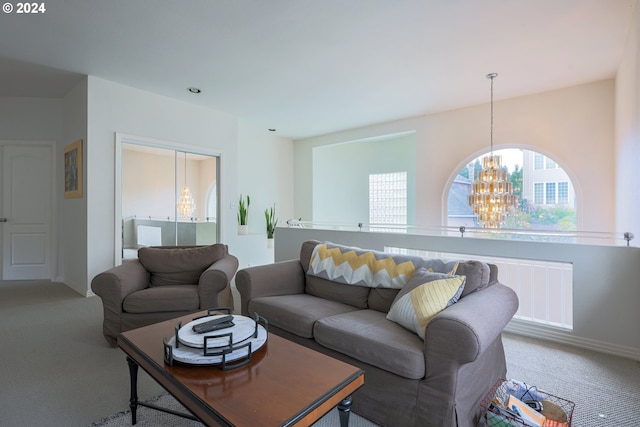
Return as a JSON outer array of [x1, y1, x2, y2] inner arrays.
[[1, 143, 53, 280]]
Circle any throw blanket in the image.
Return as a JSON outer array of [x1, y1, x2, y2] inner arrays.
[[308, 242, 425, 289]]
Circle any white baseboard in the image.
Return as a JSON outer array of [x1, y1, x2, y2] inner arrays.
[[60, 278, 93, 297], [505, 319, 640, 361]]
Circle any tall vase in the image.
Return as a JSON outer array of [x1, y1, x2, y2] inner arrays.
[[267, 237, 274, 248], [238, 224, 249, 235]]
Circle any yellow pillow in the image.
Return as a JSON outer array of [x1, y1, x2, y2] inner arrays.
[[386, 269, 465, 339]]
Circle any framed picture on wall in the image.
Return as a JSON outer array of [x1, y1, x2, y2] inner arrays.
[[64, 139, 83, 199]]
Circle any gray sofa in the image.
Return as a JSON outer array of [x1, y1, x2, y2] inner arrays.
[[236, 240, 518, 427], [92, 244, 238, 346]]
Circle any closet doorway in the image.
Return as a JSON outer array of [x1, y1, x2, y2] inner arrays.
[[115, 134, 220, 263]]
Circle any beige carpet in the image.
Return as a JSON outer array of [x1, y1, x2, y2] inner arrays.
[[90, 393, 377, 427], [1, 281, 639, 427], [91, 332, 640, 427], [503, 333, 640, 426], [92, 332, 640, 427]]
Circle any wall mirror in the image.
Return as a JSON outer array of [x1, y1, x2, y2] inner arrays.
[[115, 135, 220, 263]]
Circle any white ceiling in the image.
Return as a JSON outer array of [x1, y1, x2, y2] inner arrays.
[[0, 0, 636, 139]]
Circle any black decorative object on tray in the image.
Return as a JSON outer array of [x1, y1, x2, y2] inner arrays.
[[163, 308, 268, 370], [192, 314, 235, 333]]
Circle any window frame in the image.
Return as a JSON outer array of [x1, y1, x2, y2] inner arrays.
[[534, 182, 544, 204], [558, 181, 569, 204], [545, 182, 557, 205]]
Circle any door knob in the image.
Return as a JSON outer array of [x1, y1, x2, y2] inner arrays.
[[0, 218, 7, 222]]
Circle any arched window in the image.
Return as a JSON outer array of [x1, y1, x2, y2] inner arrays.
[[447, 148, 577, 232]]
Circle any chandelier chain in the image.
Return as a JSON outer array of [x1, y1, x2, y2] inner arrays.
[[488, 73, 496, 154], [490, 76, 493, 153]]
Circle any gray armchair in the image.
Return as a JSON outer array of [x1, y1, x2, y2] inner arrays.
[[91, 244, 238, 346]]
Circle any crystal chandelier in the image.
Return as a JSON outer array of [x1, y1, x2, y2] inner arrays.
[[177, 152, 196, 218], [468, 73, 517, 229]]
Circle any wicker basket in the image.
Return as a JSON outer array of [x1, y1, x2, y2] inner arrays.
[[478, 379, 575, 427]]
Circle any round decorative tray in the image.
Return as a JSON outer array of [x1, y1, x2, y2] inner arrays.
[[163, 312, 268, 368], [178, 315, 256, 349]]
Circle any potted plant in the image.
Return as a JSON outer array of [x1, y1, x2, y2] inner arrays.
[[237, 194, 250, 234], [265, 204, 277, 247]]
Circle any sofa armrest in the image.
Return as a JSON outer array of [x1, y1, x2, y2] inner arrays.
[[424, 283, 518, 366], [91, 261, 150, 314], [419, 283, 517, 427], [236, 259, 305, 316], [198, 253, 239, 309]]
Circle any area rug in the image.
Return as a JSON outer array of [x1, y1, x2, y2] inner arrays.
[[90, 393, 379, 427]]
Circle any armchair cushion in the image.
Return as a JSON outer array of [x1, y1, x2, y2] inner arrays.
[[123, 285, 200, 313], [138, 244, 228, 286]]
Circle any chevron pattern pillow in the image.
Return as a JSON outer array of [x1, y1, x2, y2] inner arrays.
[[308, 242, 423, 289], [386, 268, 466, 339]]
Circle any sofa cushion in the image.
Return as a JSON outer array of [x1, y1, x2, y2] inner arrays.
[[456, 260, 491, 297], [314, 309, 426, 380], [306, 275, 370, 308], [123, 285, 200, 313], [138, 244, 228, 287], [386, 269, 465, 339], [299, 240, 320, 269], [248, 294, 360, 338], [367, 287, 400, 313]]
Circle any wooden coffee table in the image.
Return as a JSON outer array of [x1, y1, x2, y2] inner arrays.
[[118, 311, 365, 427]]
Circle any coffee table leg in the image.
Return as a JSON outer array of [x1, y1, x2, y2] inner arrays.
[[338, 396, 352, 427], [126, 356, 139, 425]]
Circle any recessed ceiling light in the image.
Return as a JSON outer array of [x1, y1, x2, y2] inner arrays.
[[187, 87, 202, 94]]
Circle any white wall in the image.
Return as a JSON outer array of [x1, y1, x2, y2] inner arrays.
[[85, 76, 238, 292], [0, 97, 64, 140], [615, 2, 640, 235], [61, 79, 88, 293], [312, 133, 416, 225], [234, 121, 294, 268], [0, 77, 296, 294], [295, 80, 616, 233], [0, 95, 65, 281]]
